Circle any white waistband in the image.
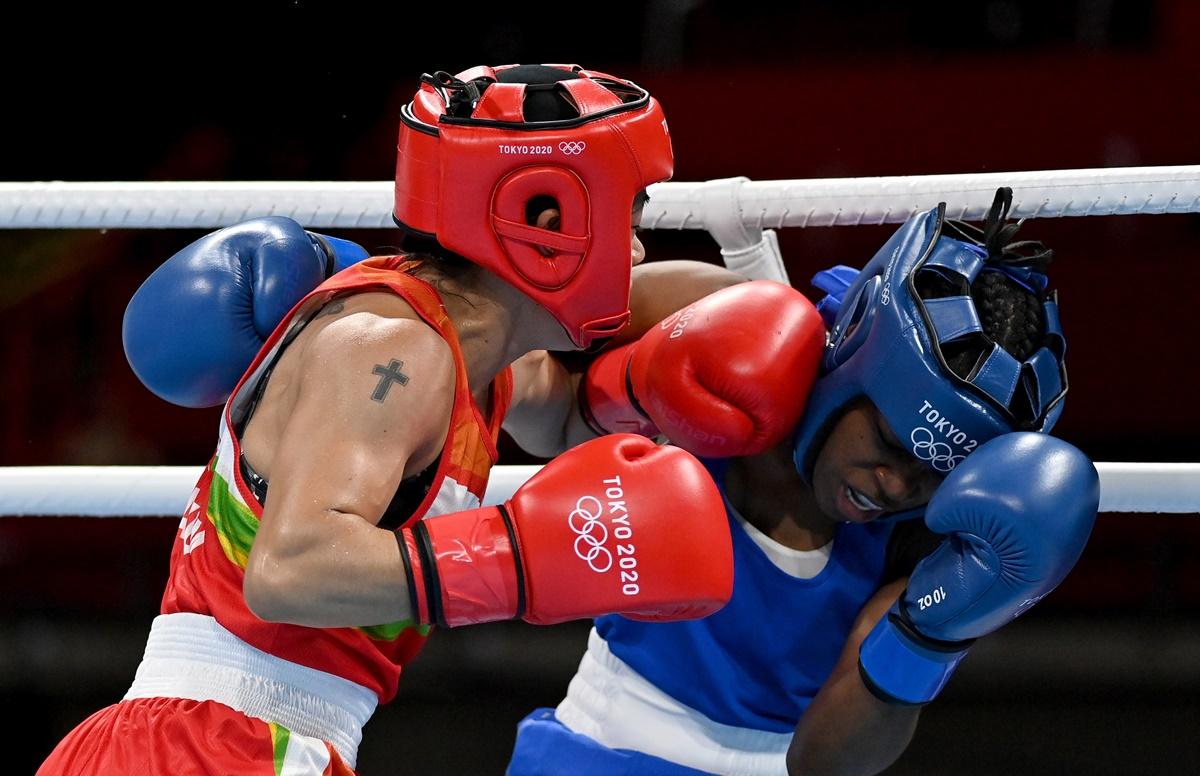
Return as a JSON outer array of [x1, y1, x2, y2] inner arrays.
[[124, 613, 378, 769], [555, 628, 790, 776]]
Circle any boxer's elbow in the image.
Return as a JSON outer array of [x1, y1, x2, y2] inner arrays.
[[243, 550, 304, 623]]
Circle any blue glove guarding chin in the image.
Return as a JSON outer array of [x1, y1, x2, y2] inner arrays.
[[858, 432, 1099, 705]]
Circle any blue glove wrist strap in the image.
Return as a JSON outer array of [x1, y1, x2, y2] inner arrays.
[[309, 232, 369, 276], [858, 610, 970, 706]]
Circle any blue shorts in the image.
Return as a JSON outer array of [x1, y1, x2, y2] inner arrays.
[[506, 708, 711, 776]]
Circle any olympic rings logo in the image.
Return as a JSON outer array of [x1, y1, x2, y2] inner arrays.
[[558, 141, 587, 155], [909, 427, 965, 472], [569, 495, 612, 573]]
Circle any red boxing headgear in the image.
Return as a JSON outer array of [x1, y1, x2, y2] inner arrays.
[[393, 64, 674, 348]]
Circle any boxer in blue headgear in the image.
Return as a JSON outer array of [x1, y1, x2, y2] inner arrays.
[[506, 187, 1097, 776], [793, 187, 1067, 506]]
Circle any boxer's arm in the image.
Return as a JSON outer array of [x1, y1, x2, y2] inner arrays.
[[786, 578, 921, 776], [503, 350, 593, 458], [242, 313, 455, 628], [502, 260, 744, 457], [616, 259, 746, 345]]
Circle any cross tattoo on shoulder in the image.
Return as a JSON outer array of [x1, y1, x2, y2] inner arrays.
[[371, 359, 410, 402]]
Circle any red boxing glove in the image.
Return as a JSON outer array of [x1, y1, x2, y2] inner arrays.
[[399, 434, 733, 628], [579, 280, 825, 457]]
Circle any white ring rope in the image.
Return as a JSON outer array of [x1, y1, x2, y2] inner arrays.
[[0, 167, 1194, 517], [0, 463, 1194, 517], [2, 165, 1199, 230]]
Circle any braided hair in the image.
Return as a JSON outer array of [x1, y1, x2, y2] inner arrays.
[[917, 188, 1057, 426], [971, 269, 1046, 362]]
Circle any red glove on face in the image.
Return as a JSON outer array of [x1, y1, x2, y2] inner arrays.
[[578, 280, 826, 458], [399, 434, 733, 628]]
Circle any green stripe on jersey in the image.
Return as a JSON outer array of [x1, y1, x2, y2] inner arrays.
[[269, 722, 290, 776], [207, 467, 260, 568], [357, 619, 432, 641]]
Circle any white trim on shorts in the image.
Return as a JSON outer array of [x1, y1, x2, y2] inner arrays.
[[124, 612, 378, 769], [555, 628, 791, 776]]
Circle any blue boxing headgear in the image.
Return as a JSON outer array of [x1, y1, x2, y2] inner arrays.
[[792, 189, 1067, 504]]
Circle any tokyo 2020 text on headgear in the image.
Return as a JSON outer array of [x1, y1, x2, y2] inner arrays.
[[792, 187, 1068, 505], [393, 64, 674, 349]]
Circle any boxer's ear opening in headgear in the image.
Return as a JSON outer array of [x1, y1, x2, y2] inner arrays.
[[825, 276, 882, 369]]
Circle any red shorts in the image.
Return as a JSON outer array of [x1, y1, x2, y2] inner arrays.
[[38, 697, 355, 776]]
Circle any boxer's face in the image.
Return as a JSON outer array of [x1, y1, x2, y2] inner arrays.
[[534, 194, 649, 350], [630, 189, 649, 265], [535, 190, 648, 268], [810, 399, 941, 524]]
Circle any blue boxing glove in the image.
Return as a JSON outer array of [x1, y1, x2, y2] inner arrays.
[[858, 432, 1099, 705], [122, 216, 368, 407]]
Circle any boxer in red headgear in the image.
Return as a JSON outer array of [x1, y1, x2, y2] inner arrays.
[[43, 65, 825, 775], [393, 64, 674, 349]]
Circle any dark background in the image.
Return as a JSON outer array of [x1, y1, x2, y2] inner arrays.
[[2, 1, 1199, 773]]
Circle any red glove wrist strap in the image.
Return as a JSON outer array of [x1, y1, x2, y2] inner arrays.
[[397, 528, 437, 626], [401, 506, 527, 628], [577, 346, 656, 437], [497, 505, 527, 621], [576, 376, 609, 436]]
